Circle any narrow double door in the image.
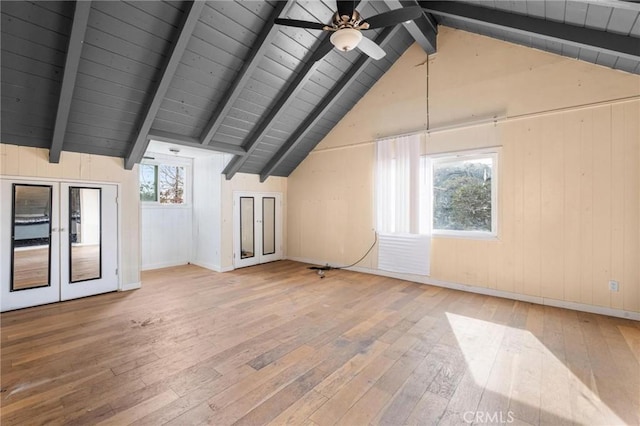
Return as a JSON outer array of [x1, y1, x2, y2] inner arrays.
[[1, 179, 118, 312], [233, 192, 283, 268]]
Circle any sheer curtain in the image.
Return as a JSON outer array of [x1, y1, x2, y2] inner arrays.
[[375, 134, 430, 275]]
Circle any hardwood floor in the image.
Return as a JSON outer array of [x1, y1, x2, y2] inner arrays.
[[1, 261, 638, 425]]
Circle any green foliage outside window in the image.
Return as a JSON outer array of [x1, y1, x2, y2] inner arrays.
[[139, 164, 157, 202], [433, 159, 493, 232]]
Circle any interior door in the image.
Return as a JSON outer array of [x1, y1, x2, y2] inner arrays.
[[1, 179, 119, 312], [1, 180, 61, 311], [233, 192, 282, 268], [60, 183, 118, 300]]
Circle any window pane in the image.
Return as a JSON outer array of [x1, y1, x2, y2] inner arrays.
[[433, 157, 493, 232], [140, 164, 157, 202], [158, 165, 185, 204]]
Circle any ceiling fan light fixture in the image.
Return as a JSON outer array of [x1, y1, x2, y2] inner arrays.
[[330, 28, 362, 52]]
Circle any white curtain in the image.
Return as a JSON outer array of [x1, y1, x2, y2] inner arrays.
[[375, 134, 430, 275]]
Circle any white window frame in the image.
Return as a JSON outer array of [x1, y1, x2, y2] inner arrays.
[[424, 148, 499, 239], [139, 155, 192, 208]]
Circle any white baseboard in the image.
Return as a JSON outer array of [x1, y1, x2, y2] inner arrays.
[[120, 281, 141, 291], [190, 260, 234, 273], [190, 260, 220, 272], [141, 260, 189, 271], [287, 256, 640, 321]]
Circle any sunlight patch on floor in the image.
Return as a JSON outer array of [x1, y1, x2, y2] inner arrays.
[[445, 312, 625, 425]]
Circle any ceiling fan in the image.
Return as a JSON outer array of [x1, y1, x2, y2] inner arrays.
[[275, 1, 423, 61]]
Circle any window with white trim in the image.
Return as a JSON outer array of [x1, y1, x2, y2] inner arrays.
[[425, 149, 498, 238]]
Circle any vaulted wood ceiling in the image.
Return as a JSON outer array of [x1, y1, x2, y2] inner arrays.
[[2, 1, 639, 181]]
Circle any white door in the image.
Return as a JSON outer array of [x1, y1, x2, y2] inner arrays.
[[1, 180, 61, 311], [1, 179, 119, 312], [60, 183, 118, 301], [233, 192, 283, 268]]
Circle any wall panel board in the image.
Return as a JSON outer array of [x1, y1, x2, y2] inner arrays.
[[287, 28, 640, 315]]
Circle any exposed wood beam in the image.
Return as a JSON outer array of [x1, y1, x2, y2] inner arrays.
[[49, 1, 91, 163], [259, 26, 399, 182], [148, 129, 246, 155], [200, 0, 294, 146], [124, 0, 205, 170], [222, 36, 332, 180], [421, 1, 640, 61], [384, 0, 436, 54]]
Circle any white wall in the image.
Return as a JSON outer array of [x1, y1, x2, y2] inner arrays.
[[140, 152, 286, 274], [192, 154, 227, 271], [140, 153, 192, 271], [0, 144, 141, 288]]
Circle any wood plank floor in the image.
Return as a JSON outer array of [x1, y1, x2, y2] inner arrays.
[[1, 261, 638, 425]]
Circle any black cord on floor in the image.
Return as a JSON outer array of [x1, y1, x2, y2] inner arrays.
[[333, 231, 378, 270]]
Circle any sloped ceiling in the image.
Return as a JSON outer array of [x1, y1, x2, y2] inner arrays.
[[2, 1, 639, 181]]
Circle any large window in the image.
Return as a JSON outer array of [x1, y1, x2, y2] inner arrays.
[[139, 164, 186, 205], [427, 150, 498, 237]]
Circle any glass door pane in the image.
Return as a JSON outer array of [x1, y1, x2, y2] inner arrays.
[[262, 197, 275, 256], [240, 197, 254, 259], [11, 184, 53, 290], [69, 187, 102, 282]]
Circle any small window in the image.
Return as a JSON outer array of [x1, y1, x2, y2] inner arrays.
[[139, 164, 158, 202], [428, 150, 498, 237], [139, 164, 186, 205]]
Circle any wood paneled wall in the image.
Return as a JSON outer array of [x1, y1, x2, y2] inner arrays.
[[287, 28, 640, 314], [427, 103, 640, 313], [140, 153, 193, 271]]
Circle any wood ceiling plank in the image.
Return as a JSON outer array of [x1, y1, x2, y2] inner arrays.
[[259, 26, 399, 182], [422, 1, 640, 61], [124, 1, 205, 170], [200, 1, 294, 147]]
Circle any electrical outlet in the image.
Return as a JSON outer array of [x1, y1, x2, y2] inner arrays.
[[608, 280, 619, 292]]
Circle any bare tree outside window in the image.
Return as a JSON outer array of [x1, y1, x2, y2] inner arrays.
[[139, 164, 186, 204], [158, 165, 185, 204]]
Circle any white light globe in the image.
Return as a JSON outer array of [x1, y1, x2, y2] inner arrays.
[[330, 28, 363, 52]]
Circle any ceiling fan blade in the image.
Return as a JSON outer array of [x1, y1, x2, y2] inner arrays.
[[312, 37, 335, 62], [356, 36, 386, 60], [363, 6, 423, 29], [274, 18, 326, 30], [336, 0, 357, 17]]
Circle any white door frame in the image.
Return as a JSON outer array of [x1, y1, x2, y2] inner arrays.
[[233, 191, 283, 269], [1, 177, 121, 312]]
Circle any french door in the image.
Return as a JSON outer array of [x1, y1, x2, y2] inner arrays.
[[233, 192, 283, 268], [1, 179, 119, 312]]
